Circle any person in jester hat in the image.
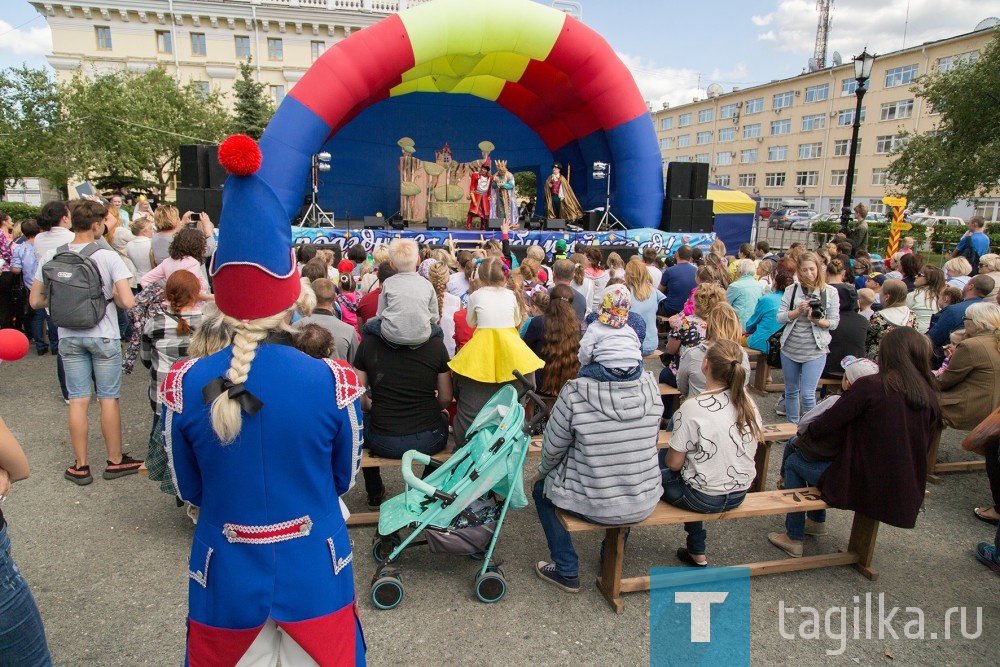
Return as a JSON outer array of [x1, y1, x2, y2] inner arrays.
[[161, 134, 366, 666]]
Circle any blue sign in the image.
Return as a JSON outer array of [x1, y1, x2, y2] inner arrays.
[[650, 567, 750, 666]]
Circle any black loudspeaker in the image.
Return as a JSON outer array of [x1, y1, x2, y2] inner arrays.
[[690, 198, 715, 233], [206, 145, 227, 189], [487, 217, 504, 230], [364, 216, 385, 229], [580, 210, 600, 232], [179, 145, 208, 189], [203, 188, 223, 224], [665, 162, 694, 200], [600, 245, 640, 263], [427, 217, 449, 230], [545, 218, 566, 231], [666, 199, 693, 233], [690, 163, 709, 200], [175, 187, 205, 216]]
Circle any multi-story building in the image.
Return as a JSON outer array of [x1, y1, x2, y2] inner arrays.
[[30, 0, 429, 107], [653, 26, 996, 220]]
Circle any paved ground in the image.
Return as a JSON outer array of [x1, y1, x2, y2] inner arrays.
[[1, 352, 997, 666]]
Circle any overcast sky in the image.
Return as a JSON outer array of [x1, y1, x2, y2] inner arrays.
[[1, 0, 997, 106]]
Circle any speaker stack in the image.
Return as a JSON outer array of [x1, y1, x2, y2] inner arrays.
[[660, 161, 714, 234], [178, 144, 224, 223]]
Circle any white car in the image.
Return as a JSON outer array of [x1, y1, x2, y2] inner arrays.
[[910, 215, 965, 226]]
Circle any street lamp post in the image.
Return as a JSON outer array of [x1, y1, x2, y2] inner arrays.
[[840, 48, 876, 235]]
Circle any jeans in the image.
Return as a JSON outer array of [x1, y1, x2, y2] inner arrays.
[[361, 412, 448, 497], [986, 438, 1000, 511], [533, 480, 581, 577], [27, 308, 50, 351], [660, 464, 747, 555], [780, 353, 826, 424], [578, 362, 643, 382], [60, 337, 123, 399], [0, 525, 52, 666], [781, 437, 831, 541]]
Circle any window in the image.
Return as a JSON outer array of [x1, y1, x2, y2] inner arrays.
[[771, 119, 791, 135], [191, 33, 207, 57], [311, 41, 325, 62], [871, 168, 889, 186], [875, 135, 906, 154], [868, 200, 887, 215], [694, 153, 710, 164], [745, 97, 764, 114], [765, 172, 786, 187], [267, 38, 283, 61], [235, 36, 251, 58], [796, 171, 819, 187], [743, 123, 761, 139], [761, 197, 783, 209], [698, 109, 714, 123], [659, 138, 670, 150], [805, 83, 829, 103], [715, 174, 731, 187], [718, 127, 735, 142], [884, 64, 919, 88], [720, 103, 738, 119], [880, 99, 914, 121], [841, 78, 869, 95], [738, 173, 757, 187], [156, 30, 172, 54], [270, 84, 285, 105], [830, 169, 856, 186], [767, 146, 788, 162], [696, 131, 712, 145], [837, 107, 866, 125], [660, 117, 674, 131], [740, 149, 758, 164], [677, 134, 691, 148], [938, 51, 980, 73], [832, 138, 860, 156], [798, 143, 822, 159], [679, 113, 692, 127], [974, 200, 999, 222], [773, 91, 794, 110], [96, 26, 112, 50], [716, 151, 733, 166], [801, 114, 826, 132], [193, 81, 210, 100]]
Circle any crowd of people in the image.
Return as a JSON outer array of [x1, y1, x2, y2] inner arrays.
[[1, 177, 998, 664]]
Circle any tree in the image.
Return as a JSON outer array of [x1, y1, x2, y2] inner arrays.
[[59, 67, 230, 192], [230, 59, 274, 139], [888, 29, 1000, 210], [514, 170, 536, 199]]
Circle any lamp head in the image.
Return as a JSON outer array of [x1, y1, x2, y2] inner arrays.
[[854, 48, 875, 81]]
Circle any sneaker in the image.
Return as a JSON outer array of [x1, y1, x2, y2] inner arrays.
[[367, 489, 387, 509], [767, 532, 803, 558], [65, 464, 93, 486], [974, 543, 1000, 574], [535, 561, 580, 593], [774, 402, 787, 417], [103, 453, 144, 480], [804, 518, 827, 536]]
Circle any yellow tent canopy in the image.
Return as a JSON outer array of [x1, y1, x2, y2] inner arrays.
[[706, 187, 757, 215]]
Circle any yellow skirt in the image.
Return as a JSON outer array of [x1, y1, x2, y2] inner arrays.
[[448, 328, 545, 384]]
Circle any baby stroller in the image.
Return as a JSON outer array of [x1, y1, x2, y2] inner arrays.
[[370, 371, 547, 609]]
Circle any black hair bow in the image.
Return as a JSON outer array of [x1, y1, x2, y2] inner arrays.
[[202, 377, 264, 416]]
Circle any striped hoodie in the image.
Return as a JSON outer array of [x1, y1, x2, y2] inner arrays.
[[537, 373, 662, 524]]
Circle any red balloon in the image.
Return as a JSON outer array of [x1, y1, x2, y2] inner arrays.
[[0, 329, 29, 362]]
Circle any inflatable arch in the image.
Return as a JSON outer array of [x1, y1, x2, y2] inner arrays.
[[258, 0, 664, 229]]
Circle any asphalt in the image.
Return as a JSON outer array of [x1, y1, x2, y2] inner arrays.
[[1, 352, 997, 666]]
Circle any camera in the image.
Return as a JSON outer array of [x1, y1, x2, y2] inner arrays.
[[807, 296, 825, 320], [190, 212, 201, 222]]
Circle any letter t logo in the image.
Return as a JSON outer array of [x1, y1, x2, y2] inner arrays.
[[675, 592, 729, 643]]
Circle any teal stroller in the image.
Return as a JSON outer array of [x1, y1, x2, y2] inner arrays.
[[370, 372, 547, 609]]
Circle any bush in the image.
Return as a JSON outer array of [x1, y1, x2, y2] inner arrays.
[[0, 202, 43, 221]]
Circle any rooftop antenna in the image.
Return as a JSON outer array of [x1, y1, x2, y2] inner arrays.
[[813, 0, 834, 69], [706, 83, 724, 98]]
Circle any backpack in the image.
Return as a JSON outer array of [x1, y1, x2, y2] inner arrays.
[[42, 241, 111, 329], [959, 237, 981, 275]]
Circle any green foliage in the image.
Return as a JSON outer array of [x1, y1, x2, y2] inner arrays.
[[514, 170, 537, 198], [0, 202, 42, 221], [230, 59, 274, 140], [887, 29, 1000, 209]]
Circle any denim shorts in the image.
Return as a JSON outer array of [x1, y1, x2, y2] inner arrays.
[[59, 337, 122, 399]]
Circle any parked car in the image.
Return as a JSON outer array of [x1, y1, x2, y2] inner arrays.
[[759, 207, 773, 220], [791, 212, 838, 231], [865, 212, 889, 223], [779, 209, 817, 230], [910, 215, 964, 226], [768, 208, 795, 229]]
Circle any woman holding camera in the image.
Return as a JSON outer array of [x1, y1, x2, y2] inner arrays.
[[776, 252, 840, 424]]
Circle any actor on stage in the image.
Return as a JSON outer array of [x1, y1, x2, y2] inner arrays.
[[544, 163, 583, 221], [162, 134, 366, 667], [467, 161, 492, 230], [490, 159, 519, 229]]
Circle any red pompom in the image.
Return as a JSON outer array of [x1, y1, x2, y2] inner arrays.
[[218, 134, 262, 176], [0, 329, 29, 362]]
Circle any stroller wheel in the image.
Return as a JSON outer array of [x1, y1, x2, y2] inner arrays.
[[371, 575, 404, 610], [475, 571, 507, 604], [372, 533, 401, 564]]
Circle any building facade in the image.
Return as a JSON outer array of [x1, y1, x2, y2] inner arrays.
[[653, 27, 996, 220], [30, 0, 429, 106]]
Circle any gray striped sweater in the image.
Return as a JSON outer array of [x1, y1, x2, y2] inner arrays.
[[537, 373, 662, 524]]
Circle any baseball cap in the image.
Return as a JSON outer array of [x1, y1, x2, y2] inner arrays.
[[841, 356, 878, 384], [597, 285, 631, 329]]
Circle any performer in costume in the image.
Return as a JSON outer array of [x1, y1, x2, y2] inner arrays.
[[543, 163, 583, 222], [467, 161, 492, 230], [162, 134, 366, 667], [490, 160, 519, 229]]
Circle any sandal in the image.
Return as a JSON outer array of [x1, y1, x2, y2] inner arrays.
[[676, 547, 708, 567], [974, 507, 1000, 526]]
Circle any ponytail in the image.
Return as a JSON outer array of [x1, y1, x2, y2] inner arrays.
[[175, 314, 192, 336], [705, 339, 760, 441]]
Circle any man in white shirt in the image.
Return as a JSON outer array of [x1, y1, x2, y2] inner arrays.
[[30, 199, 141, 486], [34, 200, 75, 259]]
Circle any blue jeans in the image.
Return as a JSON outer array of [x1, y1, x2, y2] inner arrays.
[[780, 353, 826, 424], [361, 412, 448, 497], [0, 525, 52, 666], [578, 362, 643, 382], [660, 464, 747, 555], [59, 337, 122, 399], [533, 480, 582, 577], [781, 437, 830, 541]]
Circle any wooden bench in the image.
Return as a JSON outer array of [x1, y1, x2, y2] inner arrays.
[[558, 488, 880, 613], [751, 353, 783, 394], [925, 429, 986, 483]]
